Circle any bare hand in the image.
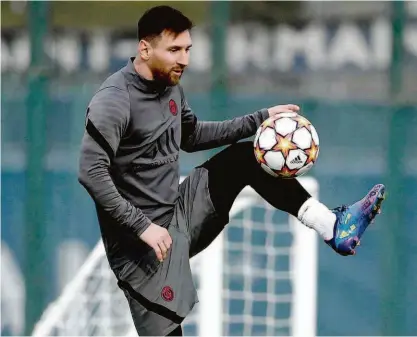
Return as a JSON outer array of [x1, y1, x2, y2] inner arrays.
[[139, 223, 172, 262], [267, 104, 300, 118]]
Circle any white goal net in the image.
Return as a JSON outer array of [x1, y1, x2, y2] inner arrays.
[[32, 177, 319, 337]]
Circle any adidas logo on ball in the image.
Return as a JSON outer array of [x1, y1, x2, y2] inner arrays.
[[290, 155, 303, 165]]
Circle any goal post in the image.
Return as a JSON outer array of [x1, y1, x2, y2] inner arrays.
[[289, 177, 319, 337], [32, 176, 319, 337], [181, 176, 319, 337]]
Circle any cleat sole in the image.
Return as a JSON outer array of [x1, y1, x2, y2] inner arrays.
[[369, 187, 386, 223]]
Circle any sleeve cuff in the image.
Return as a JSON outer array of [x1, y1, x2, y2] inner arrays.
[[260, 108, 270, 122], [134, 217, 152, 237]]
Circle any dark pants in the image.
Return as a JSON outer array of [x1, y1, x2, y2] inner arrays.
[[202, 141, 311, 219]]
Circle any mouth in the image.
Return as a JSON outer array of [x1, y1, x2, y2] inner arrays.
[[172, 69, 183, 76]]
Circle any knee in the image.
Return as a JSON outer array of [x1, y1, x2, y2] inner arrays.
[[227, 141, 255, 164], [231, 141, 253, 151], [227, 141, 253, 156], [201, 141, 256, 172]]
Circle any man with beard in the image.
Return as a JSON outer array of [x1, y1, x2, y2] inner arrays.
[[78, 5, 385, 336]]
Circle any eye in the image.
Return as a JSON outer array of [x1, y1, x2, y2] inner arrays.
[[169, 48, 179, 53]]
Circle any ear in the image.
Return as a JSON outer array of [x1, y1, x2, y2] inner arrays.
[[138, 40, 151, 61]]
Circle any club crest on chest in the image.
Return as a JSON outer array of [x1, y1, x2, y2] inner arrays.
[[169, 99, 178, 116]]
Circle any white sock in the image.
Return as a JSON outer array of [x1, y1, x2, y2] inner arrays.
[[297, 197, 336, 240]]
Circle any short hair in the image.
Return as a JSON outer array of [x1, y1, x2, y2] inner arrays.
[[137, 6, 194, 42]]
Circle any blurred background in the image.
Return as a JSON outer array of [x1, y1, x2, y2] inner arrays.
[[1, 1, 416, 336]]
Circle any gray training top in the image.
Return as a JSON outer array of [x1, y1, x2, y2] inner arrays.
[[78, 57, 269, 267]]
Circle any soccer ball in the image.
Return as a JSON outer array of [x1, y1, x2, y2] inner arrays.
[[253, 112, 319, 178]]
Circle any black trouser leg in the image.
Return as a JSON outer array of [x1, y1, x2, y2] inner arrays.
[[166, 325, 183, 336], [200, 141, 311, 218]]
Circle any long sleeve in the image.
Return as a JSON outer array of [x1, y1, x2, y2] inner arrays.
[[78, 86, 152, 236], [180, 88, 270, 153]]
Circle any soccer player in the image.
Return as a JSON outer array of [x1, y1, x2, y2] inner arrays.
[[78, 5, 385, 336]]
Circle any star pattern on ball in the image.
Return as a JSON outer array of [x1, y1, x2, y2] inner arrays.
[[254, 145, 267, 165], [305, 140, 319, 165], [294, 116, 311, 130], [272, 134, 298, 157], [279, 166, 299, 178], [261, 120, 275, 132]]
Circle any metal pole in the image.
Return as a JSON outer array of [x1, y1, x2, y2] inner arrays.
[[381, 107, 408, 336], [381, 1, 407, 335], [210, 1, 230, 121], [389, 0, 404, 100], [24, 2, 50, 334]]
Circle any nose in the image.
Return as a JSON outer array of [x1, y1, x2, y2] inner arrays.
[[177, 50, 189, 68]]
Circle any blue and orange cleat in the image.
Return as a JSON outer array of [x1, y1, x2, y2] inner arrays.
[[325, 184, 386, 256]]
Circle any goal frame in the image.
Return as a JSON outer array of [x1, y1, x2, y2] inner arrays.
[[32, 176, 319, 337]]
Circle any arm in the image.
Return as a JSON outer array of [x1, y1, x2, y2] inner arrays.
[[78, 86, 152, 236], [180, 89, 269, 153]]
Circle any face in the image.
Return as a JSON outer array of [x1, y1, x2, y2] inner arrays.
[[140, 30, 192, 86]]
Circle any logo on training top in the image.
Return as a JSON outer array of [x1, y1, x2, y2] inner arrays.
[[161, 286, 174, 302], [169, 99, 177, 116]]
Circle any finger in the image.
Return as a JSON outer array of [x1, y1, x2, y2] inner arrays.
[[160, 230, 172, 246], [286, 104, 300, 111], [162, 240, 171, 259], [153, 244, 163, 262], [272, 109, 296, 115], [163, 237, 172, 251], [158, 241, 168, 260], [165, 233, 173, 246]]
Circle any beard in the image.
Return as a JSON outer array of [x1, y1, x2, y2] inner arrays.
[[152, 65, 183, 86]]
